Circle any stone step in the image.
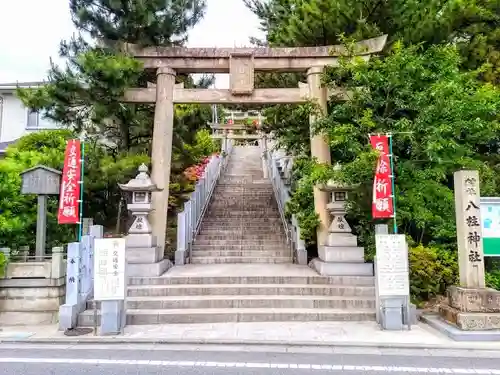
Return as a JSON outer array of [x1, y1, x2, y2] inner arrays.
[[204, 212, 281, 216], [202, 218, 284, 224], [195, 234, 287, 241], [192, 245, 288, 252], [200, 226, 284, 232], [214, 185, 273, 190], [198, 228, 285, 234], [127, 284, 375, 297], [191, 256, 292, 264], [190, 250, 291, 257], [89, 295, 376, 310], [199, 227, 284, 233], [204, 213, 281, 219], [208, 203, 278, 209], [193, 240, 286, 247], [78, 308, 375, 325], [211, 193, 274, 198], [128, 275, 375, 286]]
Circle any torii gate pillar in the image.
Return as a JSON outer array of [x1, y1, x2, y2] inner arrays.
[[150, 67, 176, 251], [308, 66, 331, 246]]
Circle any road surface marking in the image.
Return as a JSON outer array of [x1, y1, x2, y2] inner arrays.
[[0, 357, 498, 373]]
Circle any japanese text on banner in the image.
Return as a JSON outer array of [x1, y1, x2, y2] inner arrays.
[[369, 135, 394, 219], [57, 139, 81, 224]]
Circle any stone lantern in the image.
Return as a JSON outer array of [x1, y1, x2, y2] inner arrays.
[[118, 163, 160, 236], [118, 164, 171, 276], [310, 163, 372, 276], [325, 165, 353, 238]]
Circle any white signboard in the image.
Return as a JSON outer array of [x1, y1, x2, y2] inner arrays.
[[375, 234, 410, 297], [94, 238, 126, 301]]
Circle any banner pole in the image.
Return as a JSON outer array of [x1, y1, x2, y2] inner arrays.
[[77, 139, 85, 241], [388, 133, 398, 234]]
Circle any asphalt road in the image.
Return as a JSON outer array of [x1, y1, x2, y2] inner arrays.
[[1, 343, 500, 375]]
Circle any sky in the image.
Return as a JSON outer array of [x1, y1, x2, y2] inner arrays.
[[0, 0, 263, 88]]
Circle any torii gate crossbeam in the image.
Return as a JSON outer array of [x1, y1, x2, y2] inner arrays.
[[122, 36, 387, 254]]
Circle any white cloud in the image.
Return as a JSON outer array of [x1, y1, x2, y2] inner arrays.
[[0, 0, 264, 88]]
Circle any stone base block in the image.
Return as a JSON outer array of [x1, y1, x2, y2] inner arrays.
[[58, 300, 86, 330], [439, 303, 500, 331], [319, 246, 365, 263], [126, 259, 173, 277], [448, 286, 500, 313], [0, 311, 58, 326], [421, 314, 500, 341], [126, 234, 157, 248], [295, 249, 307, 265], [309, 258, 373, 276], [175, 249, 188, 265], [126, 246, 163, 264], [327, 233, 357, 247]]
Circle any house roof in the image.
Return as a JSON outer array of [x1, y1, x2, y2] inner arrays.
[[0, 139, 17, 154], [0, 81, 47, 92], [20, 165, 62, 175]]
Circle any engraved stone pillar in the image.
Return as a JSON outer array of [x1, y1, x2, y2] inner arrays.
[[454, 170, 486, 288], [307, 66, 331, 246], [150, 67, 176, 252], [436, 170, 500, 332]]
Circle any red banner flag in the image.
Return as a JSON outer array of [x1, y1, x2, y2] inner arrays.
[[58, 139, 82, 224], [370, 135, 394, 219]]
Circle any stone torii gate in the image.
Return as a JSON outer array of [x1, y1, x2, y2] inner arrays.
[[123, 36, 387, 251]]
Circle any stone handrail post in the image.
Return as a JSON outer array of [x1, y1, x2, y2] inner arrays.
[[176, 140, 234, 265], [0, 247, 11, 260], [50, 246, 65, 279], [19, 246, 29, 262]]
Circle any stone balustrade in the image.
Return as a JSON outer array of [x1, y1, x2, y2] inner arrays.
[[58, 225, 103, 330], [0, 246, 66, 325], [266, 148, 307, 265]]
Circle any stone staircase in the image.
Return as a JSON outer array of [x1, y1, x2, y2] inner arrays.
[[78, 146, 376, 326], [191, 146, 292, 264]]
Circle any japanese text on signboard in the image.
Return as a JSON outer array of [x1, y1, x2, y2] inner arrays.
[[94, 238, 126, 301], [57, 139, 81, 224], [369, 135, 394, 219]]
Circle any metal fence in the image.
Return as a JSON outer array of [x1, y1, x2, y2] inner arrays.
[[176, 140, 234, 264]]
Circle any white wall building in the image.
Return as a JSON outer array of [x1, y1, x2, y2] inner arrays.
[[0, 82, 60, 154]]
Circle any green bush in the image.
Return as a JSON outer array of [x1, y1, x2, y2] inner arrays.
[[0, 252, 6, 277], [486, 271, 500, 290], [409, 244, 458, 303]]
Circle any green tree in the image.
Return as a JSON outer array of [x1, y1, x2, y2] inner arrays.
[[0, 131, 75, 250], [247, 0, 500, 156], [17, 0, 212, 249], [289, 43, 500, 252], [68, 0, 205, 47]]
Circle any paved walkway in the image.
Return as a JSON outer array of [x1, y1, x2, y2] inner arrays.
[[1, 321, 500, 350]]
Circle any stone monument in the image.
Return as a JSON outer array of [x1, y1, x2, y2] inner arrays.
[[438, 170, 500, 332], [118, 164, 172, 276], [310, 175, 372, 276], [20, 165, 62, 259]]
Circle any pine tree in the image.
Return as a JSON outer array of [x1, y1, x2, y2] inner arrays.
[[69, 0, 205, 46], [246, 0, 500, 82], [17, 0, 211, 246]]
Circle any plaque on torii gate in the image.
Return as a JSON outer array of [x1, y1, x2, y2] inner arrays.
[[119, 36, 388, 252]]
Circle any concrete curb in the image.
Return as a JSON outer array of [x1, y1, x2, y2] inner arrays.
[[0, 336, 499, 351]]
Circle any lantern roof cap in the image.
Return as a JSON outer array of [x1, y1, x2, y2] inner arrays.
[[118, 163, 161, 192]]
